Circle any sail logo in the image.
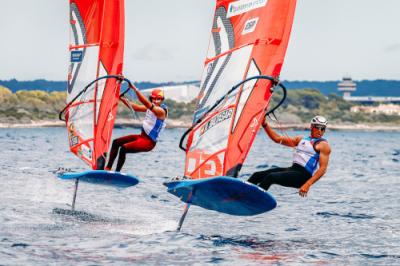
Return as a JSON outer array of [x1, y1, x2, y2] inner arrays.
[[200, 109, 233, 136], [193, 107, 208, 123], [68, 123, 79, 146], [227, 0, 268, 18], [79, 145, 92, 160], [242, 17, 259, 35], [186, 151, 223, 178], [71, 50, 83, 62], [249, 117, 259, 132], [70, 135, 79, 147]]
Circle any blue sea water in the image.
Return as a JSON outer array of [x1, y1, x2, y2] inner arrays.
[[0, 127, 399, 265]]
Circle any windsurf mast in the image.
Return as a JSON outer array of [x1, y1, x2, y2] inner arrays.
[[182, 0, 297, 179], [63, 0, 125, 170]]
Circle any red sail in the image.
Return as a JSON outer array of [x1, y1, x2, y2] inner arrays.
[[184, 0, 296, 178], [66, 0, 124, 169]]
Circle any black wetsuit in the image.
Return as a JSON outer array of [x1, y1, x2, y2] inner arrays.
[[248, 163, 311, 191]]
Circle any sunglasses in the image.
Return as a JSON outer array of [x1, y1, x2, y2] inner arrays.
[[313, 125, 326, 131]]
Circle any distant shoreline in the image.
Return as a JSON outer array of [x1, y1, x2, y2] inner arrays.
[[0, 119, 399, 131], [0, 118, 191, 129]]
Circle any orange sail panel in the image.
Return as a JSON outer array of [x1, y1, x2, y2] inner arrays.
[[66, 0, 125, 169], [184, 0, 296, 178]]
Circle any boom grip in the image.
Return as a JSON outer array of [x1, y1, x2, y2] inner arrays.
[[265, 82, 287, 116], [59, 75, 133, 122]]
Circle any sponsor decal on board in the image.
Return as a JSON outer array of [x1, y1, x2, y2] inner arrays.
[[227, 0, 268, 18]]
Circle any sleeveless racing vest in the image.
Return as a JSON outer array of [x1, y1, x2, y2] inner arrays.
[[142, 103, 167, 142], [293, 137, 327, 175]]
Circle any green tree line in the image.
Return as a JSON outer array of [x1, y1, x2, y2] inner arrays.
[[0, 86, 65, 122], [0, 86, 196, 123], [268, 88, 400, 124]]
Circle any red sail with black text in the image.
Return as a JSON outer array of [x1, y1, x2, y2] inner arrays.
[[66, 0, 124, 169], [184, 0, 296, 178]]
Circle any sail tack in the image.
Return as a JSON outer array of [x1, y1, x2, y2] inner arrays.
[[184, 0, 297, 178]]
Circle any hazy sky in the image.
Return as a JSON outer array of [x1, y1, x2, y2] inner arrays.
[[0, 0, 399, 82]]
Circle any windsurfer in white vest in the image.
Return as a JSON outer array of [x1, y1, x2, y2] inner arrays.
[[248, 115, 331, 197], [105, 84, 168, 172]]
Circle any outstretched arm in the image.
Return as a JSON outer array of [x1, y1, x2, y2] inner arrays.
[[119, 96, 147, 112], [129, 84, 166, 120], [262, 118, 301, 147], [299, 141, 331, 197]]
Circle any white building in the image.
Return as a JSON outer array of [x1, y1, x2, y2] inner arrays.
[[351, 104, 400, 116], [338, 76, 400, 104], [338, 76, 356, 99], [142, 84, 200, 103]]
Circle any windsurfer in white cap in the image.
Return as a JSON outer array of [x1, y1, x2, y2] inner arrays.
[[248, 115, 331, 197]]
